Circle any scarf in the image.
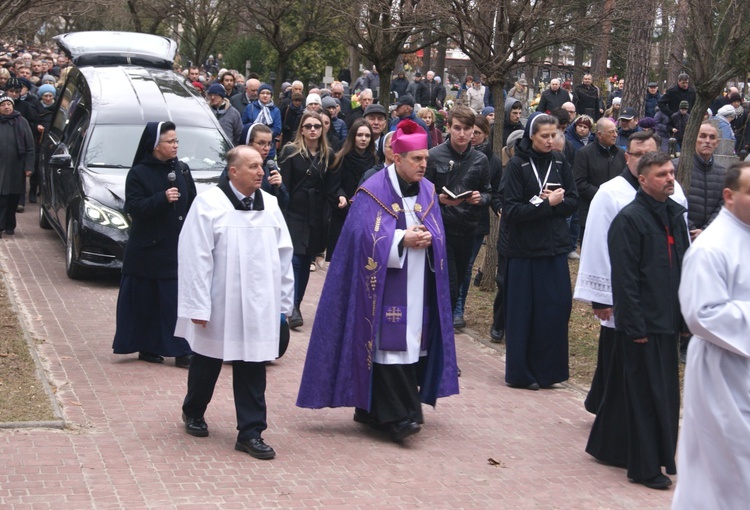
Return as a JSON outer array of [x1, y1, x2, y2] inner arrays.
[[0, 111, 28, 157], [254, 99, 275, 127]]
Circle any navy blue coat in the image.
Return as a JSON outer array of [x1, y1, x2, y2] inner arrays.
[[122, 155, 196, 279]]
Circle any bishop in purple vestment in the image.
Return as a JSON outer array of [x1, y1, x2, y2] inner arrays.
[[296, 119, 459, 442]]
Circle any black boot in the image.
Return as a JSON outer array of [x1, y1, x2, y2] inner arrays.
[[288, 306, 303, 329]]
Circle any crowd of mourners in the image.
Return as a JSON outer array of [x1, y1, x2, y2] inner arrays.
[[2, 39, 749, 506]]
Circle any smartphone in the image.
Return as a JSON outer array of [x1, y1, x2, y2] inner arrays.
[[545, 182, 562, 191]]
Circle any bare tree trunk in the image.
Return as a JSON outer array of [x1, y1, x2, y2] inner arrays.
[[667, 0, 688, 86], [349, 46, 360, 86], [423, 42, 432, 73], [435, 38, 447, 83], [573, 42, 585, 84], [658, 2, 670, 88], [677, 95, 713, 193], [622, 1, 657, 116], [479, 82, 507, 291], [590, 0, 613, 81]]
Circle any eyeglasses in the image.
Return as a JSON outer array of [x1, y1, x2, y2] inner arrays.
[[302, 124, 322, 130], [159, 139, 179, 145], [626, 151, 647, 158], [252, 141, 273, 149]]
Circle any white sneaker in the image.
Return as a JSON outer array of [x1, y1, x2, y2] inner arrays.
[[568, 251, 580, 260]]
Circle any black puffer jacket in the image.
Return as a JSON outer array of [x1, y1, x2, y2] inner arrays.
[[426, 141, 492, 236], [609, 190, 689, 340], [572, 141, 626, 228], [503, 137, 578, 258], [673, 154, 726, 230]]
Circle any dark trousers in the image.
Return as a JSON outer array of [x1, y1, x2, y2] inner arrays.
[[445, 233, 475, 310], [0, 194, 21, 232], [567, 210, 580, 250], [491, 251, 507, 332], [292, 254, 313, 306], [454, 233, 485, 318], [183, 353, 268, 442]]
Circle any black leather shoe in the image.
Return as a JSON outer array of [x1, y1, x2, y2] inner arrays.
[[235, 438, 276, 459], [631, 474, 672, 490], [288, 307, 303, 329], [507, 381, 540, 391], [490, 328, 505, 343], [453, 316, 466, 329], [138, 351, 164, 363], [389, 418, 421, 442], [182, 412, 209, 437], [175, 354, 193, 368], [4, 229, 14, 236]]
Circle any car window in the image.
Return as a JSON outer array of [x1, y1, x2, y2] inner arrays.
[[85, 125, 230, 172], [51, 75, 84, 136]]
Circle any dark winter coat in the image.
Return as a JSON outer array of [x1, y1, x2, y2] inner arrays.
[[502, 137, 578, 258], [536, 88, 568, 114], [574, 84, 601, 120], [608, 190, 689, 340], [658, 84, 697, 117], [572, 142, 626, 227], [644, 91, 661, 118], [122, 154, 196, 279], [278, 145, 335, 256], [0, 113, 34, 195]]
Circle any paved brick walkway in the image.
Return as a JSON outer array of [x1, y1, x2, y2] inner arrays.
[[0, 203, 673, 509]]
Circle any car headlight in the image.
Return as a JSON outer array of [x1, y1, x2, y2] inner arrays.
[[83, 199, 129, 230]]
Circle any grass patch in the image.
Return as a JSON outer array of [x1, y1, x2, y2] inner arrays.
[[0, 272, 55, 423]]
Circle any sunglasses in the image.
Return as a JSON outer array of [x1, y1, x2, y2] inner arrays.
[[303, 124, 322, 130]]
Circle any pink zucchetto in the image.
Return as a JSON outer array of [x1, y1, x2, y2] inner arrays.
[[391, 119, 428, 154]]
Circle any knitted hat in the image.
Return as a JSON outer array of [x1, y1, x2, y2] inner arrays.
[[679, 100, 689, 109], [258, 83, 273, 95], [574, 115, 593, 128], [638, 117, 656, 129], [321, 96, 337, 109], [306, 93, 321, 106], [481, 106, 495, 116], [391, 119, 427, 154], [37, 84, 56, 97], [505, 129, 524, 148], [612, 97, 622, 106], [41, 74, 56, 85], [207, 83, 226, 98], [0, 94, 13, 106], [717, 104, 736, 118]]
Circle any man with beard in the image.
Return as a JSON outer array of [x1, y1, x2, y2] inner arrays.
[[575, 132, 687, 416], [587, 151, 689, 490]]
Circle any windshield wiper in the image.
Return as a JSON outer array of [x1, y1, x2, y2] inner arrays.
[[87, 163, 130, 169]]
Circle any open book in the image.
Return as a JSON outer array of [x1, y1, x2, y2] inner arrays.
[[442, 187, 473, 200]]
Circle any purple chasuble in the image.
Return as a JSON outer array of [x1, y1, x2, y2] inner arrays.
[[296, 168, 459, 411]]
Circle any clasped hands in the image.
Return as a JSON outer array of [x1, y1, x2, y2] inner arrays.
[[403, 225, 432, 250], [540, 187, 565, 206]]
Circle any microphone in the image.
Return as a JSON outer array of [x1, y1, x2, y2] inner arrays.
[[167, 170, 177, 209]]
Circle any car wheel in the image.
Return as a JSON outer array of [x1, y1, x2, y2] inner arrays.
[[65, 217, 87, 280], [39, 204, 52, 230]]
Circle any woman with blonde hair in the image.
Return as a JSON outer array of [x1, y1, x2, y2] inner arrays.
[[279, 111, 334, 329]]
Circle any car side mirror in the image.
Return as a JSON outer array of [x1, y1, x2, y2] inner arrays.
[[49, 153, 72, 168]]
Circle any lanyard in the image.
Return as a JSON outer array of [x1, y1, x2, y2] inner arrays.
[[529, 159, 553, 194]]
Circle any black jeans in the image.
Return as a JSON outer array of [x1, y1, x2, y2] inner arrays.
[[445, 233, 475, 310]]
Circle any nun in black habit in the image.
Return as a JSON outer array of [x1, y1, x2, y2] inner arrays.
[[112, 121, 197, 367]]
